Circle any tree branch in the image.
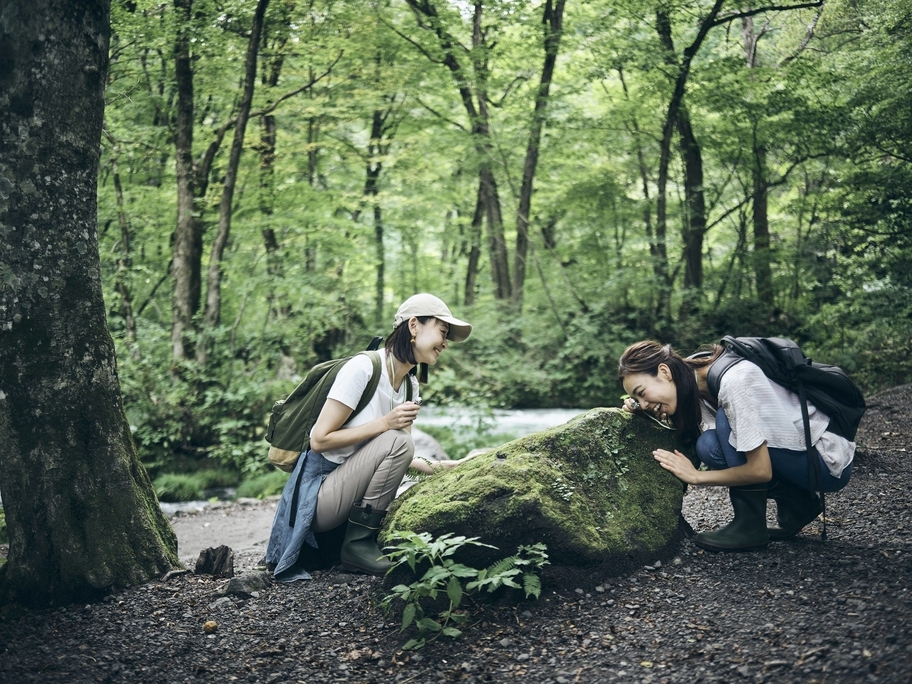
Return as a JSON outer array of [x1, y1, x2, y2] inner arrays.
[[711, 1, 824, 27]]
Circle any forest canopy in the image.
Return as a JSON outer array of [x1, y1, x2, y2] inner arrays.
[[97, 0, 912, 487]]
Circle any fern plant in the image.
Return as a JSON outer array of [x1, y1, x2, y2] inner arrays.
[[382, 531, 549, 650]]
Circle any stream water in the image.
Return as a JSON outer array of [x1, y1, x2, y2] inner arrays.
[[159, 406, 591, 515]]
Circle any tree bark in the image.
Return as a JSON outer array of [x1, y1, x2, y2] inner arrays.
[[676, 107, 707, 291], [111, 153, 137, 341], [0, 0, 180, 607], [655, 8, 712, 302], [512, 0, 566, 310], [199, 0, 271, 356], [742, 14, 774, 304], [464, 184, 484, 306], [171, 0, 201, 360]]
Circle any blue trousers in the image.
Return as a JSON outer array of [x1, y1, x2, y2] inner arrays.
[[695, 407, 851, 492]]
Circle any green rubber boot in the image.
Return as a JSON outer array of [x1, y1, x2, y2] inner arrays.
[[340, 503, 393, 575], [694, 484, 770, 552], [767, 479, 822, 541]]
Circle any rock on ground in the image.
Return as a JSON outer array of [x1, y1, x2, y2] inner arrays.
[[1, 385, 911, 683]]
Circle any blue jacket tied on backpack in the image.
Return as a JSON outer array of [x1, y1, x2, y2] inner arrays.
[[265, 449, 340, 581]]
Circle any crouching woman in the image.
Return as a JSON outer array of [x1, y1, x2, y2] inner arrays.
[[266, 294, 472, 580], [618, 340, 854, 552]]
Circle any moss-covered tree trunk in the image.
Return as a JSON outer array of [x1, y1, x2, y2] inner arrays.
[[0, 0, 181, 607]]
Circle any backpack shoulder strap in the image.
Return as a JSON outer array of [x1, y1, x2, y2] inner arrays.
[[351, 351, 383, 418], [705, 349, 743, 397]]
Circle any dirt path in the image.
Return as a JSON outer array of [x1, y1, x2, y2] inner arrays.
[[168, 499, 278, 567]]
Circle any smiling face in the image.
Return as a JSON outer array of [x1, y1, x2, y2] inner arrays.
[[410, 317, 450, 366], [622, 363, 679, 416]]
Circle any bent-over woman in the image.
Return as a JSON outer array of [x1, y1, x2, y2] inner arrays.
[[618, 340, 854, 552], [266, 294, 472, 579]]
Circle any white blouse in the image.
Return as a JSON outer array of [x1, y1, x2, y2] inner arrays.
[[699, 360, 854, 478]]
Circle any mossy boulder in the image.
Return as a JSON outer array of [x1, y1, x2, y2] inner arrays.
[[382, 408, 691, 575]]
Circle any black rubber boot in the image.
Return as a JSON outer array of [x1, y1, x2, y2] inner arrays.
[[340, 503, 392, 575], [766, 478, 822, 541], [694, 484, 770, 552]]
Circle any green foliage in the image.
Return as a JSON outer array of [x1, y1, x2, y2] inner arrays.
[[382, 532, 549, 650], [235, 470, 289, 499], [153, 474, 203, 503], [153, 468, 237, 501], [0, 508, 6, 546], [94, 0, 912, 488]]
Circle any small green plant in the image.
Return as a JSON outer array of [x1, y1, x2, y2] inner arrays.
[[381, 531, 549, 650], [235, 469, 288, 499]]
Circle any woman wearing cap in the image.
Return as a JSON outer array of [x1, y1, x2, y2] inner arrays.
[[267, 294, 472, 579]]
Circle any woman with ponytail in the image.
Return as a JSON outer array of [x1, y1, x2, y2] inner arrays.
[[618, 341, 854, 552]]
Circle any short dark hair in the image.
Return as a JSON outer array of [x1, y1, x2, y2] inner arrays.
[[385, 315, 433, 383]]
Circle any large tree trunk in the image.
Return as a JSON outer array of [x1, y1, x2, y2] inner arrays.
[[199, 0, 270, 357], [171, 0, 201, 360], [0, 0, 181, 607], [512, 0, 566, 310]]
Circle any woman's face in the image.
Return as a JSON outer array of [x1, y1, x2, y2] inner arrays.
[[622, 363, 678, 416], [411, 317, 449, 366]]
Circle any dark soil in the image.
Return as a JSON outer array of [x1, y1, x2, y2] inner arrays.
[[2, 385, 911, 683]]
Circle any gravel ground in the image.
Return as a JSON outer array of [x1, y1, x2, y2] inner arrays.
[[1, 385, 910, 683]]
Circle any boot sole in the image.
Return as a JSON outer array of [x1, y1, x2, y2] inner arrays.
[[339, 561, 391, 576], [694, 538, 769, 553], [768, 507, 823, 541]]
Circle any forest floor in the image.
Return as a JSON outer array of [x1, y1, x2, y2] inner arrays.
[[1, 385, 911, 683]]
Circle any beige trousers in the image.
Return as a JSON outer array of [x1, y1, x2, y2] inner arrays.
[[311, 429, 414, 532]]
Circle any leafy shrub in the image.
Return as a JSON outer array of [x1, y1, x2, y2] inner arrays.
[[0, 508, 7, 545], [382, 532, 549, 650], [153, 473, 205, 502]]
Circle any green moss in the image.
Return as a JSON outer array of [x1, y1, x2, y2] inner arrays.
[[384, 408, 690, 572]]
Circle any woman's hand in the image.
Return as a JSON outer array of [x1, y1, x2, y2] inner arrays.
[[652, 448, 700, 484], [384, 400, 421, 431]]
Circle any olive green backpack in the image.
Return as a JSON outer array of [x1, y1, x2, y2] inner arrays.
[[265, 342, 412, 471]]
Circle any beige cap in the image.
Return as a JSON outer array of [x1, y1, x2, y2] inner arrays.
[[393, 293, 472, 342]]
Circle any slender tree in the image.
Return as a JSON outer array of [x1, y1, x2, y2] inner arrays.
[[0, 0, 181, 607], [512, 0, 567, 310], [198, 0, 271, 361]]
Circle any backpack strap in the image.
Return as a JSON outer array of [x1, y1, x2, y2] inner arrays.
[[797, 377, 828, 541], [353, 351, 383, 417], [351, 351, 413, 412], [704, 350, 743, 398]]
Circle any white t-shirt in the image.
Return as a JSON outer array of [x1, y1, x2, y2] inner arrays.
[[698, 360, 854, 478], [312, 350, 420, 464]]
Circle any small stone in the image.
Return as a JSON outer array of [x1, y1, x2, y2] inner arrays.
[[203, 620, 218, 634], [208, 597, 235, 611]]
